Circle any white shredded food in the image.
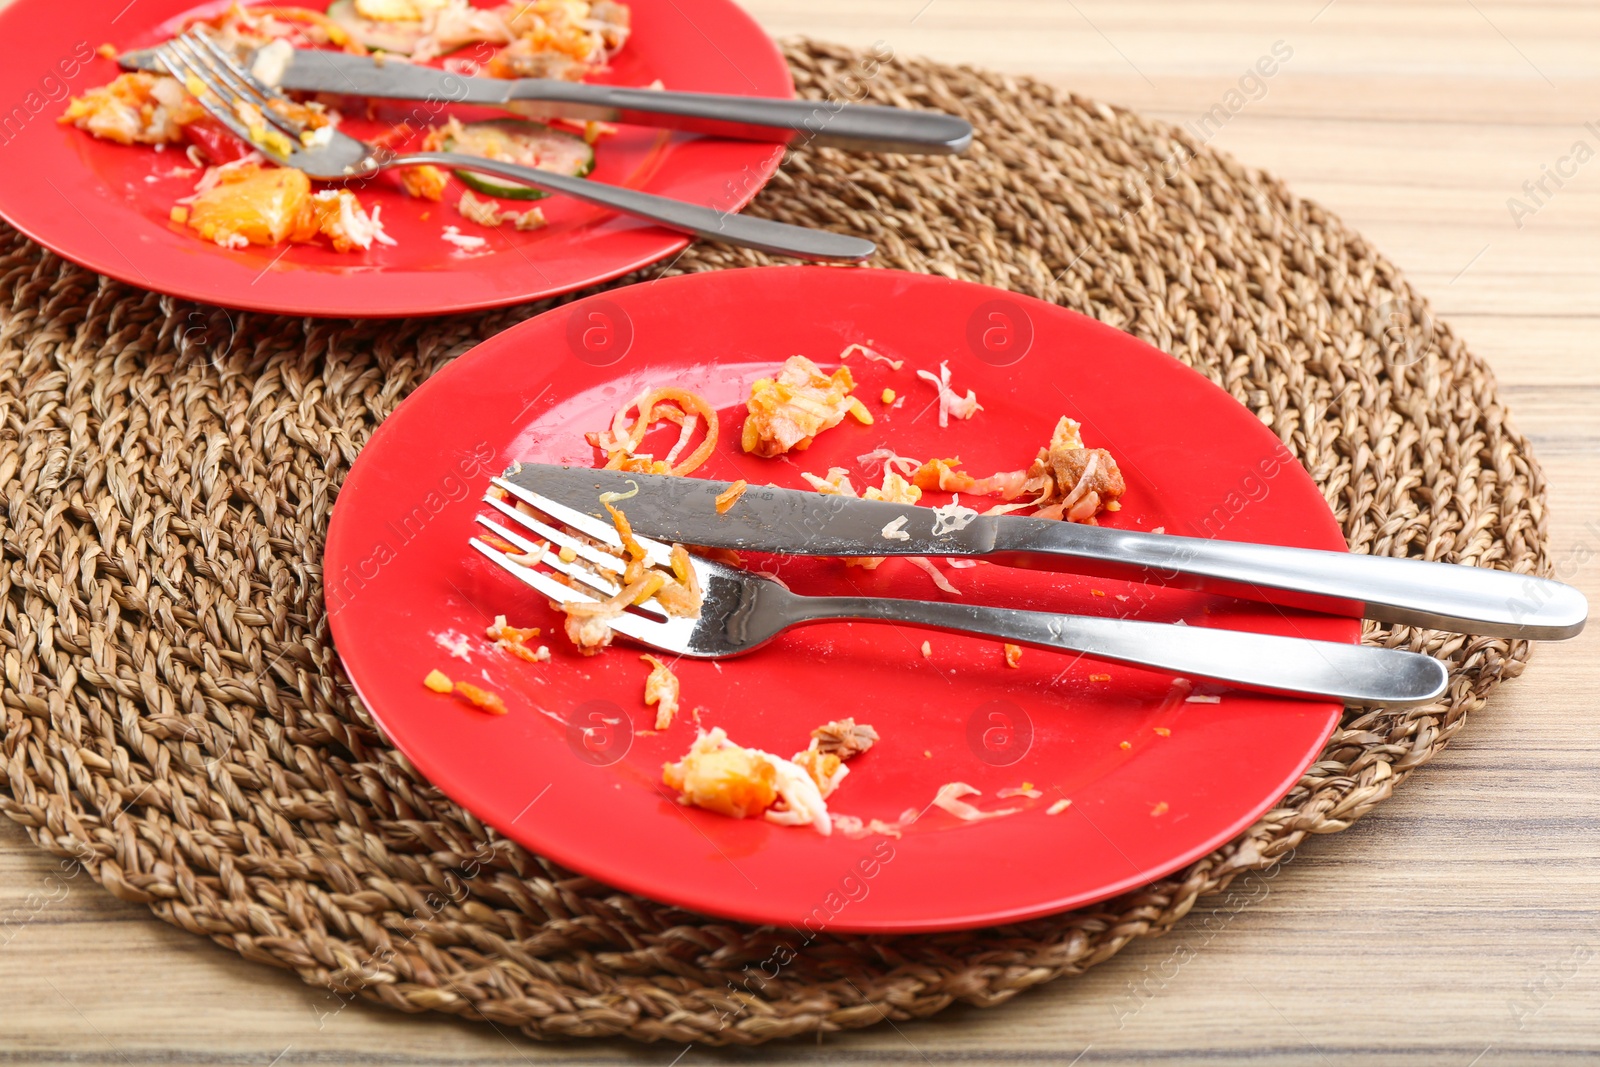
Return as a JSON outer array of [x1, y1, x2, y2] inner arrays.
[[441, 225, 487, 250], [931, 782, 1021, 821], [930, 497, 979, 536], [839, 342, 904, 370], [881, 516, 911, 542], [916, 360, 982, 427]]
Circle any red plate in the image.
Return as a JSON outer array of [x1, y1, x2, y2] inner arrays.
[[0, 0, 789, 317], [325, 266, 1355, 932]]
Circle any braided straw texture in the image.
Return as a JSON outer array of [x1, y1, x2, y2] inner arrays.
[[0, 41, 1550, 1045]]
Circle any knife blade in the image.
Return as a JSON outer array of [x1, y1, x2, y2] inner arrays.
[[117, 47, 974, 153], [502, 463, 1588, 640]]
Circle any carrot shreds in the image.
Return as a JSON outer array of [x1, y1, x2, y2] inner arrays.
[[590, 386, 719, 475], [479, 532, 521, 554], [1004, 643, 1023, 668]]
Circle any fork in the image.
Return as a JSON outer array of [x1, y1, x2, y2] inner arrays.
[[153, 30, 875, 262], [469, 478, 1450, 708]]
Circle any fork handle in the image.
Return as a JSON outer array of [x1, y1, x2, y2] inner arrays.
[[783, 596, 1447, 706], [390, 152, 873, 262]]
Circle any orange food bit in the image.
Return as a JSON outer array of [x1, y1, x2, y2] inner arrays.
[[399, 164, 449, 201], [1119, 741, 1132, 751], [1089, 673, 1112, 682], [485, 615, 541, 643], [1091, 589, 1106, 597], [498, 640, 550, 664], [184, 164, 320, 247], [453, 681, 509, 715], [1151, 801, 1169, 816], [423, 669, 453, 693], [479, 532, 521, 554], [714, 479, 749, 514], [741, 356, 872, 457], [1003, 643, 1023, 668], [1153, 726, 1172, 737]]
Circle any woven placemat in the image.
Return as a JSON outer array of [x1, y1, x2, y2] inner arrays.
[[0, 40, 1550, 1045]]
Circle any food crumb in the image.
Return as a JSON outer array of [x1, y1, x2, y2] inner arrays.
[[558, 544, 578, 563], [1185, 695, 1221, 704], [423, 669, 453, 693], [1089, 673, 1111, 682], [453, 681, 508, 715], [1153, 726, 1171, 737], [1046, 798, 1072, 815], [1003, 643, 1023, 668], [920, 640, 932, 659], [1091, 589, 1106, 597], [1119, 740, 1132, 751], [714, 479, 749, 514], [1151, 801, 1169, 816], [811, 718, 879, 759], [499, 640, 550, 663], [485, 614, 540, 643], [641, 654, 680, 730], [924, 749, 933, 759], [881, 388, 896, 404]]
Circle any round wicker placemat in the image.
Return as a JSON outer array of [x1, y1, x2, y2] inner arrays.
[[0, 41, 1550, 1045]]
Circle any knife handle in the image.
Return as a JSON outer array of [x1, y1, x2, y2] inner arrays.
[[782, 595, 1447, 706], [985, 521, 1587, 641], [507, 82, 974, 154]]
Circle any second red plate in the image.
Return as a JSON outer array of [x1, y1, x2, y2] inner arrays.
[[0, 0, 791, 317]]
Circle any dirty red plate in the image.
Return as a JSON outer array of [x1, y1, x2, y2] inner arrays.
[[0, 0, 789, 317], [325, 266, 1355, 932]]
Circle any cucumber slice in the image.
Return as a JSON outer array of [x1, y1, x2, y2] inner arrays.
[[325, 0, 426, 55], [441, 119, 595, 201]]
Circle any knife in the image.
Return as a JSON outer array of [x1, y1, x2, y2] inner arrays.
[[503, 464, 1588, 641], [117, 47, 974, 154]]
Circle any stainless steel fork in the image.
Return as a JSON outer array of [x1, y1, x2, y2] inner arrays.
[[153, 30, 875, 262], [470, 478, 1450, 707]]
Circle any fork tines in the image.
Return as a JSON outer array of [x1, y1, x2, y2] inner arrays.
[[154, 29, 309, 158], [469, 480, 675, 631]]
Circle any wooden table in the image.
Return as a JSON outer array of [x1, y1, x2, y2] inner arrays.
[[3, 2, 1597, 1063]]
